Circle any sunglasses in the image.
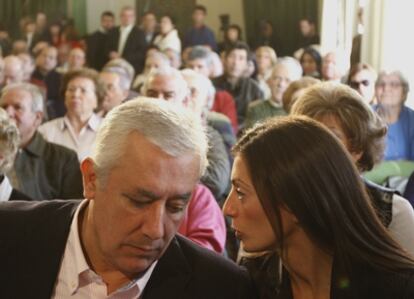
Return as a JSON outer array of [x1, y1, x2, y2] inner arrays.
[[349, 80, 370, 89]]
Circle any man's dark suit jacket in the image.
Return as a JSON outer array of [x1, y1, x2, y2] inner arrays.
[[86, 30, 109, 71], [105, 26, 147, 74], [14, 132, 83, 200], [0, 200, 258, 299]]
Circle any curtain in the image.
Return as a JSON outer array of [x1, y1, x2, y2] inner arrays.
[[69, 0, 87, 36], [0, 0, 67, 39], [242, 0, 319, 56], [136, 0, 196, 39]]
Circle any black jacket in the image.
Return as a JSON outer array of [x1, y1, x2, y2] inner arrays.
[[105, 26, 147, 74], [0, 200, 258, 299]]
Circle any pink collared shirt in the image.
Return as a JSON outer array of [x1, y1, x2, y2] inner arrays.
[[38, 113, 102, 161], [51, 200, 157, 299]]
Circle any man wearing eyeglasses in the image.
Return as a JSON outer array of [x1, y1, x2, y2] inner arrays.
[[347, 62, 377, 104]]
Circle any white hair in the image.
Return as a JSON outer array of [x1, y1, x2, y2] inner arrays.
[[276, 57, 303, 81], [142, 65, 189, 103], [0, 108, 20, 174], [180, 68, 215, 110], [0, 83, 44, 113], [92, 97, 209, 181], [104, 58, 135, 83], [101, 66, 132, 91]]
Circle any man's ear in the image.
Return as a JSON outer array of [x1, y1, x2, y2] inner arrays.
[[80, 158, 98, 200], [34, 111, 44, 127]]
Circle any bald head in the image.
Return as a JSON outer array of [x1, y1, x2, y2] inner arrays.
[[4, 55, 24, 85]]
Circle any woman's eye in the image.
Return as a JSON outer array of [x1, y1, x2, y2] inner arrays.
[[235, 187, 245, 200]]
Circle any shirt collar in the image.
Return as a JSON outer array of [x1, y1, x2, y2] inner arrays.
[[0, 175, 13, 202], [121, 24, 134, 33], [67, 199, 158, 295], [23, 131, 47, 157], [61, 114, 102, 132]]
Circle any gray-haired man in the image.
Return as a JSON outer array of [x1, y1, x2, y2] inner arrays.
[[0, 98, 257, 299], [0, 83, 82, 200]]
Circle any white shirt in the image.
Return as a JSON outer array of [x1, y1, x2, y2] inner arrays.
[[118, 25, 134, 55], [52, 200, 157, 299], [153, 29, 181, 53], [38, 113, 102, 161], [389, 194, 414, 257], [0, 176, 12, 201]]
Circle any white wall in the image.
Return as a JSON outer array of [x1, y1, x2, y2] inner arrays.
[[86, 0, 135, 33], [196, 0, 245, 41], [362, 0, 414, 107]]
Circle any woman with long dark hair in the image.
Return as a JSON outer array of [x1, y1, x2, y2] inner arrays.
[[224, 116, 414, 298]]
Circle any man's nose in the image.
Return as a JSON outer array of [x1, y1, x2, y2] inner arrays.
[[142, 204, 165, 240], [4, 105, 15, 118]]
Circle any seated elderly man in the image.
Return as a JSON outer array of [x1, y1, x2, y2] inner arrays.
[[0, 98, 256, 299], [3, 55, 25, 85], [98, 65, 133, 117], [0, 83, 83, 200], [0, 108, 32, 201], [321, 50, 348, 82], [143, 66, 230, 201], [245, 57, 303, 128]]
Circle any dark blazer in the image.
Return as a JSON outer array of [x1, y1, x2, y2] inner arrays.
[[10, 188, 33, 201], [14, 131, 83, 200], [105, 26, 147, 74], [0, 200, 257, 299], [86, 30, 109, 71]]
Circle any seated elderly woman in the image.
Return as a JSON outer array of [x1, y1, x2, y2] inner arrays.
[[245, 57, 302, 128], [38, 68, 104, 161], [0, 108, 31, 201], [224, 116, 414, 299], [290, 82, 414, 256], [374, 69, 414, 161]]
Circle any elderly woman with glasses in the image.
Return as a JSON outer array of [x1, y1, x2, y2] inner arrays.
[[38, 68, 104, 161], [374, 69, 413, 161]]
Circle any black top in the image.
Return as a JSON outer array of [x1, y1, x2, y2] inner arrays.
[[86, 30, 109, 71], [14, 131, 83, 200]]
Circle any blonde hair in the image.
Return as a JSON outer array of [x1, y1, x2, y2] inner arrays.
[[291, 82, 387, 171]]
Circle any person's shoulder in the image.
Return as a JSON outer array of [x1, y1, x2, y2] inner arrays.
[[0, 200, 80, 231], [42, 137, 80, 161], [38, 117, 63, 136], [248, 99, 267, 109], [176, 235, 250, 278]]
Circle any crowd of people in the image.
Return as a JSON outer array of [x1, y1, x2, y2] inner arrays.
[[1, 4, 414, 299]]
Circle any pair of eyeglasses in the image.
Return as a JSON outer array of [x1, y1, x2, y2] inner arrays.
[[349, 80, 370, 89], [375, 81, 402, 89]]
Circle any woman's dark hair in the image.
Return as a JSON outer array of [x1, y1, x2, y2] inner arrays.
[[224, 24, 242, 42], [300, 47, 322, 78], [161, 14, 176, 26], [234, 116, 414, 274]]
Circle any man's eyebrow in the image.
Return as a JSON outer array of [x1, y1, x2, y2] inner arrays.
[[129, 188, 193, 203]]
